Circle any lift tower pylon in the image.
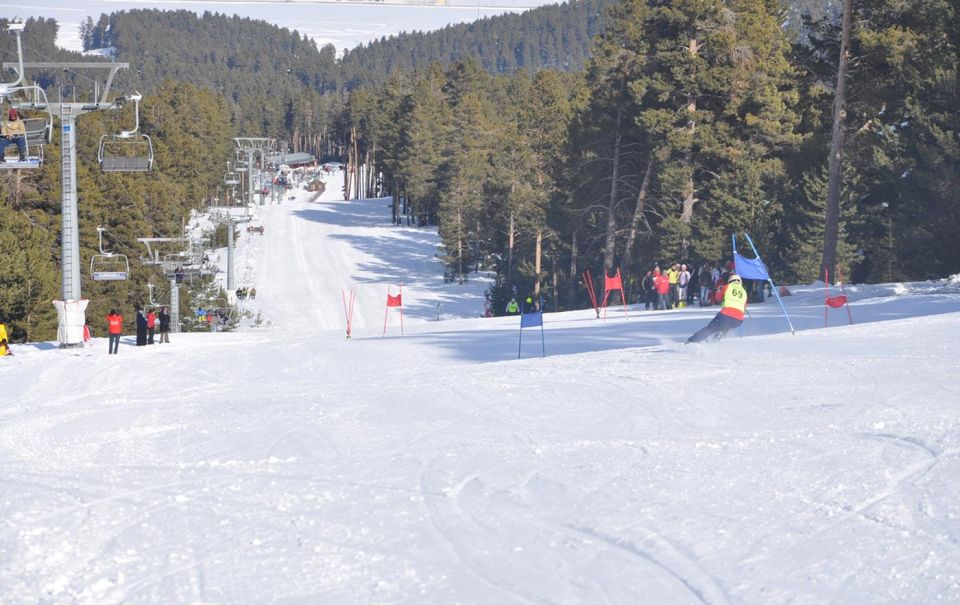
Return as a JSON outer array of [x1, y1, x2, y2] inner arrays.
[[4, 40, 130, 347], [234, 137, 275, 209]]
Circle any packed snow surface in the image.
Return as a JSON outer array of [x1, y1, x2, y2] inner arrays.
[[2, 173, 960, 604]]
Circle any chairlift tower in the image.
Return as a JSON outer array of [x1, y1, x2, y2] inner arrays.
[[4, 33, 130, 347], [208, 210, 237, 293], [234, 137, 275, 208], [138, 237, 212, 334]]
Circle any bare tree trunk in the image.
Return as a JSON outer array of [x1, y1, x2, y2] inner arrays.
[[551, 259, 558, 313], [568, 230, 578, 308], [604, 106, 622, 273], [681, 38, 700, 225], [353, 128, 361, 199], [457, 208, 464, 284], [508, 210, 515, 287], [625, 157, 654, 257], [343, 128, 354, 200], [534, 229, 543, 300], [822, 0, 854, 281]]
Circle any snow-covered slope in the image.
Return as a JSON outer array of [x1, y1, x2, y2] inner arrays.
[[2, 176, 959, 604]]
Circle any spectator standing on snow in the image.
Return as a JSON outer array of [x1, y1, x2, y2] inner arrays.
[[698, 265, 713, 307], [687, 274, 748, 343], [135, 307, 148, 346], [146, 309, 157, 344], [678, 264, 691, 308], [666, 264, 680, 308], [106, 309, 123, 355], [158, 306, 171, 343], [654, 269, 670, 310], [249, 287, 257, 300], [641, 270, 656, 310], [505, 297, 519, 315]]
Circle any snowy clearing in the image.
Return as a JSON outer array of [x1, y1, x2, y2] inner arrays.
[[2, 172, 960, 604]]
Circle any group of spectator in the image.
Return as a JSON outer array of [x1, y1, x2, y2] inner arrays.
[[640, 261, 769, 311], [105, 306, 171, 354]]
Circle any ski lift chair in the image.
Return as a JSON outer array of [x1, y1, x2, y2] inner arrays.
[[0, 85, 53, 169], [90, 226, 130, 281], [224, 162, 240, 186], [98, 93, 154, 172]]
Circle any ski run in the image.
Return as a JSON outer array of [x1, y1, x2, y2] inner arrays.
[[2, 170, 960, 604]]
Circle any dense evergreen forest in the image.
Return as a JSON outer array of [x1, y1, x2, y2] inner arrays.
[[1, 0, 957, 342]]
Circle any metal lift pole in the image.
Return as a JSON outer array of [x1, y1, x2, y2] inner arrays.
[[4, 60, 129, 347], [226, 216, 235, 292], [169, 278, 181, 333], [60, 107, 81, 302], [246, 149, 255, 209]]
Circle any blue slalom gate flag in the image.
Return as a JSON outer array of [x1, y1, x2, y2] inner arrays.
[[520, 310, 542, 328], [518, 301, 545, 359]]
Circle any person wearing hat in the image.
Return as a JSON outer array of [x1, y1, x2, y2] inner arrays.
[[686, 274, 748, 343], [0, 108, 27, 162]]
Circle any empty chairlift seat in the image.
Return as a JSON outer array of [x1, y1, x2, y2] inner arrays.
[[98, 92, 154, 172], [98, 133, 154, 172], [90, 226, 130, 281]]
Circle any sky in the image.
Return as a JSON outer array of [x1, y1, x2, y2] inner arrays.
[[2, 170, 960, 603], [5, 0, 555, 54]]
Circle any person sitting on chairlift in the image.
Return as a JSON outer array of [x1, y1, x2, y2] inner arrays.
[[0, 108, 27, 162]]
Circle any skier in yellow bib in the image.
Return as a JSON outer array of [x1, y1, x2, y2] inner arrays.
[[687, 274, 747, 343]]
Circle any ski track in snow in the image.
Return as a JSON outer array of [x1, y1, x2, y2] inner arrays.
[[2, 171, 960, 603]]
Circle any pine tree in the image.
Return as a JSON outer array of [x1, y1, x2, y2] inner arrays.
[[0, 199, 59, 341], [628, 0, 801, 265]]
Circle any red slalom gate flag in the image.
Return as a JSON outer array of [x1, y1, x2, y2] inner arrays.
[[383, 284, 404, 336]]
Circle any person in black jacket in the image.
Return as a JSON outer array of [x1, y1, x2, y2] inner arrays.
[[641, 270, 656, 310], [135, 307, 148, 346], [158, 306, 171, 343]]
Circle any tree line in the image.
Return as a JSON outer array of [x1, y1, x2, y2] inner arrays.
[[339, 0, 959, 314], [1, 0, 957, 339]]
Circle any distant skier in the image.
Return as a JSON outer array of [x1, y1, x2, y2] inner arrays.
[[505, 297, 519, 315], [106, 309, 123, 355], [687, 274, 748, 343]]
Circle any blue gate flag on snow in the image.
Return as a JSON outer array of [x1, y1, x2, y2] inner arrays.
[[732, 233, 796, 335], [518, 301, 546, 359], [520, 310, 543, 328]]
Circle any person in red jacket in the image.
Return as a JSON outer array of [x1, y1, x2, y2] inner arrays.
[[106, 309, 123, 354], [654, 269, 671, 310], [146, 309, 157, 344]]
